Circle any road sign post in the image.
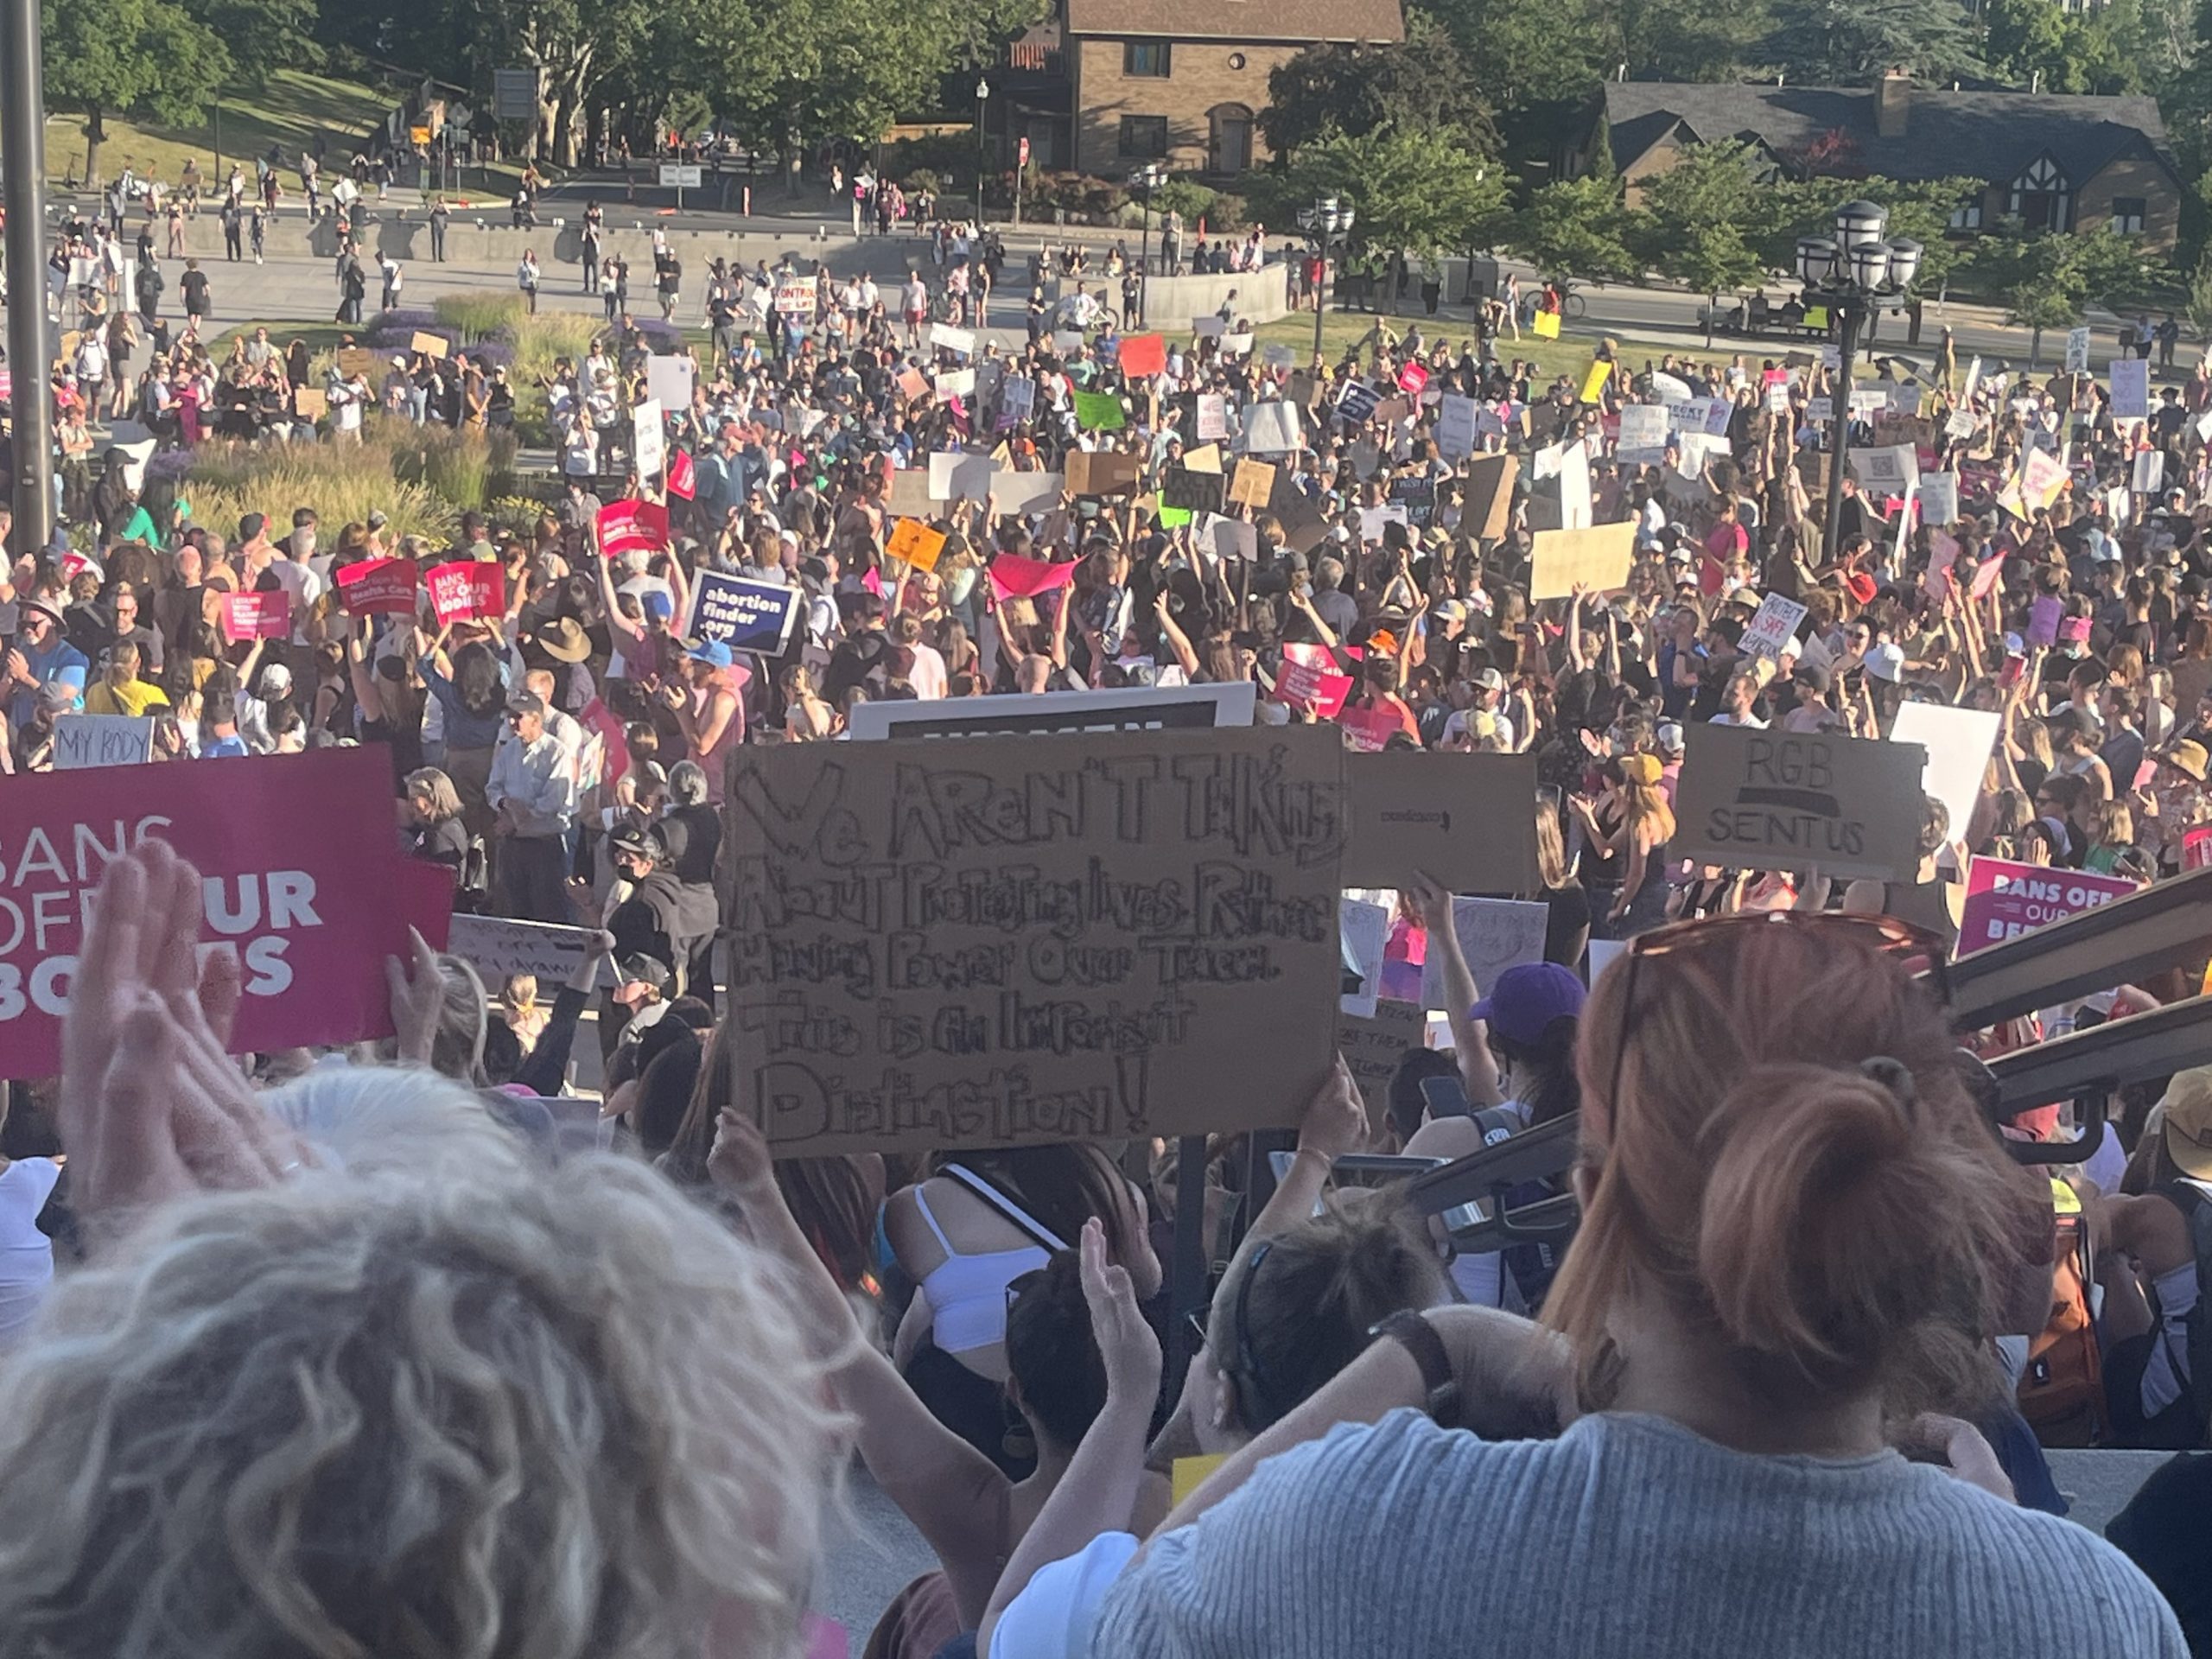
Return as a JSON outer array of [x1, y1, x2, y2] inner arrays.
[[658, 162, 702, 210]]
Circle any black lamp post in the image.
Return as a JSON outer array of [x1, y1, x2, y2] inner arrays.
[[1134, 161, 1166, 322], [1297, 194, 1356, 361], [974, 78, 990, 226], [1795, 199, 1923, 561]]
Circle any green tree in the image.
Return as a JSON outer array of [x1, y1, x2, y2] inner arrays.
[[1256, 124, 1512, 296], [1745, 175, 1979, 292], [1259, 20, 1496, 160], [44, 0, 232, 187], [186, 0, 320, 72], [1610, 0, 1775, 83], [1761, 0, 1981, 85], [1637, 143, 1767, 345], [1967, 225, 2157, 365], [1510, 173, 1649, 283], [1414, 0, 1611, 116], [2184, 251, 2212, 341]]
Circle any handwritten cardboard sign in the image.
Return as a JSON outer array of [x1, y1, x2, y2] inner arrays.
[[1342, 751, 1541, 893], [424, 562, 505, 626], [335, 557, 419, 616], [1418, 896, 1550, 1010], [1528, 522, 1635, 601], [1671, 724, 1926, 880], [220, 591, 291, 641], [1229, 458, 1276, 510], [685, 570, 803, 654], [1339, 896, 1392, 1019], [597, 499, 670, 557], [722, 725, 1349, 1154], [1958, 857, 2135, 954], [336, 346, 375, 378], [0, 749, 452, 1077], [1738, 593, 1809, 662], [1066, 448, 1141, 498], [51, 715, 156, 770], [446, 912, 609, 991], [886, 518, 948, 574], [410, 330, 448, 359], [1161, 467, 1227, 515], [1337, 997, 1427, 1122], [1463, 454, 1518, 542]]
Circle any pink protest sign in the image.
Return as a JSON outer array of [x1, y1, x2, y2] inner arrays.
[[220, 590, 292, 641], [335, 557, 419, 616], [424, 562, 505, 626], [2185, 824, 2212, 872], [987, 552, 1078, 607], [597, 499, 670, 557], [1967, 553, 2005, 601], [1958, 856, 2135, 954], [0, 748, 453, 1077], [667, 449, 697, 500]]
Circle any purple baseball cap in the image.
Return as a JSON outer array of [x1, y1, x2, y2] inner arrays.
[[1467, 963, 1587, 1046]]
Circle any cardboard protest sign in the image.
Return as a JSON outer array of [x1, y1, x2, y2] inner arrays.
[[1242, 402, 1303, 454], [886, 518, 948, 574], [990, 471, 1065, 516], [1211, 518, 1259, 560], [2028, 594, 2063, 649], [847, 683, 1255, 741], [1959, 858, 2135, 954], [1579, 359, 1612, 404], [1073, 391, 1126, 431], [1435, 394, 1478, 459], [2112, 356, 2150, 421], [1339, 896, 1392, 1019], [1195, 394, 1229, 442], [722, 725, 1349, 1154], [1463, 454, 1518, 542], [335, 557, 419, 616], [446, 913, 610, 992], [685, 570, 803, 654], [1337, 997, 1427, 1121], [1066, 448, 1141, 498], [887, 469, 934, 517], [2133, 449, 2164, 495], [1399, 362, 1431, 397], [1616, 404, 1669, 464], [995, 376, 1037, 430], [294, 387, 328, 422], [1671, 724, 1926, 880], [220, 591, 291, 641], [2064, 327, 2092, 374], [1419, 897, 1550, 1010], [598, 499, 670, 556], [1181, 443, 1223, 474], [1229, 458, 1276, 509], [0, 749, 451, 1077], [1738, 592, 1809, 662], [1528, 522, 1635, 601], [1889, 702, 2000, 848], [1192, 315, 1226, 339], [410, 330, 448, 359], [1052, 328, 1086, 356], [1342, 751, 1541, 893], [423, 562, 505, 626], [51, 715, 156, 770], [928, 323, 976, 357], [1162, 467, 1227, 514], [937, 367, 976, 399], [1967, 550, 2006, 601], [929, 450, 995, 502], [1852, 444, 1917, 494], [1916, 472, 1959, 527], [336, 346, 374, 379]]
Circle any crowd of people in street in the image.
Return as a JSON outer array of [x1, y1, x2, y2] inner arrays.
[[5, 132, 2212, 1659]]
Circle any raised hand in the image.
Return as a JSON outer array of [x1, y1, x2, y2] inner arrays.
[[1079, 1216, 1161, 1408]]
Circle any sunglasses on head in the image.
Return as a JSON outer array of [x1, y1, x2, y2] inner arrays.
[[1603, 910, 1952, 1115]]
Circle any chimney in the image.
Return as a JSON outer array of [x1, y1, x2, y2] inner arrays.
[[1875, 67, 1910, 140]]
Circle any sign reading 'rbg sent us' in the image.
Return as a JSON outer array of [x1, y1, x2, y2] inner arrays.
[[1670, 724, 1927, 881]]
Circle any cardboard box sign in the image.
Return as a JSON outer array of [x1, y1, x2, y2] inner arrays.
[[0, 749, 454, 1077], [1066, 448, 1141, 497], [1229, 458, 1276, 509], [1337, 998, 1429, 1121], [1340, 751, 1541, 893], [1527, 522, 1635, 601], [447, 914, 612, 991], [1463, 453, 1518, 542], [886, 518, 948, 573], [50, 715, 156, 770], [721, 724, 1348, 1154], [1670, 724, 1927, 881], [336, 346, 375, 379], [410, 331, 449, 359], [1161, 467, 1227, 514]]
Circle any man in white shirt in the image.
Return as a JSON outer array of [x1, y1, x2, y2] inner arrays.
[[488, 690, 580, 922], [1709, 669, 1769, 728]]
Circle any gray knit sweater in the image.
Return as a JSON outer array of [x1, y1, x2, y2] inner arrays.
[[1096, 1410, 2185, 1657]]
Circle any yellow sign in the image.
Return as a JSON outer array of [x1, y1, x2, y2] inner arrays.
[[885, 517, 947, 574], [1171, 1453, 1228, 1506], [410, 125, 432, 147], [1531, 309, 1561, 340], [1579, 359, 1612, 404]]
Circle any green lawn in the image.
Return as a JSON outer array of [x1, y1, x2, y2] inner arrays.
[[45, 68, 524, 200]]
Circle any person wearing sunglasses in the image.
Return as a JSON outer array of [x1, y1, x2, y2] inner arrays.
[[1093, 912, 2185, 1658]]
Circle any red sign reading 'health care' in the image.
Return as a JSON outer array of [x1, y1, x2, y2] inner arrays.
[[1957, 856, 2137, 954], [0, 748, 452, 1076]]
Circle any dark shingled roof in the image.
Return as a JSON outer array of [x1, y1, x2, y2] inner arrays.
[[1065, 0, 1405, 43], [1602, 81, 2177, 188]]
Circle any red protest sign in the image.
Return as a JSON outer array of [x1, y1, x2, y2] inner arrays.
[[667, 449, 696, 501], [220, 590, 291, 641], [1117, 334, 1167, 378], [1280, 657, 1352, 719], [598, 499, 670, 557], [1958, 856, 2135, 954], [987, 552, 1078, 607], [2184, 824, 2212, 872], [424, 561, 505, 626], [0, 748, 453, 1077], [1967, 552, 2005, 601], [335, 557, 419, 616], [1398, 363, 1429, 397]]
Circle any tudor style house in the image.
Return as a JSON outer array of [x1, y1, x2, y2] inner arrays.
[[990, 0, 1406, 181], [1586, 71, 2182, 252]]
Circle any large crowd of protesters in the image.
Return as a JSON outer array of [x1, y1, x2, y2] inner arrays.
[[3, 149, 2212, 1656]]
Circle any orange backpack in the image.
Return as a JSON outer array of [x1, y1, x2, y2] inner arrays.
[[2017, 1186, 2107, 1447]]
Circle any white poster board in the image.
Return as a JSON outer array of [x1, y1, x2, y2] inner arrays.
[[1419, 897, 1550, 1011], [1889, 702, 2002, 849]]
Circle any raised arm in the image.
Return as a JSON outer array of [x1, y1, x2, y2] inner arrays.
[[1405, 874, 1503, 1108]]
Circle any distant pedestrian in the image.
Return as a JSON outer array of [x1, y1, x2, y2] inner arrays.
[[220, 200, 243, 262], [518, 250, 542, 314], [429, 195, 449, 262], [180, 259, 211, 329], [380, 252, 404, 311], [249, 205, 267, 264]]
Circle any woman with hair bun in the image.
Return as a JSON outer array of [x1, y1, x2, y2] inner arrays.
[[1095, 913, 2187, 1658]]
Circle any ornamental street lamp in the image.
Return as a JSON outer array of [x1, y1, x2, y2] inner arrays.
[[974, 79, 991, 227], [1297, 194, 1356, 360], [1796, 198, 1923, 562], [1133, 161, 1166, 325]]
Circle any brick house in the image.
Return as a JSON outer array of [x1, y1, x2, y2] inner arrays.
[[1587, 73, 2183, 253], [992, 0, 1405, 181]]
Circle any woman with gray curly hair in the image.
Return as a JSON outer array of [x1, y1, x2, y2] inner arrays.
[[0, 841, 849, 1659]]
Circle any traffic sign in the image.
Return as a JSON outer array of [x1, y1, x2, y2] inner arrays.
[[658, 163, 704, 188], [492, 67, 537, 122]]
